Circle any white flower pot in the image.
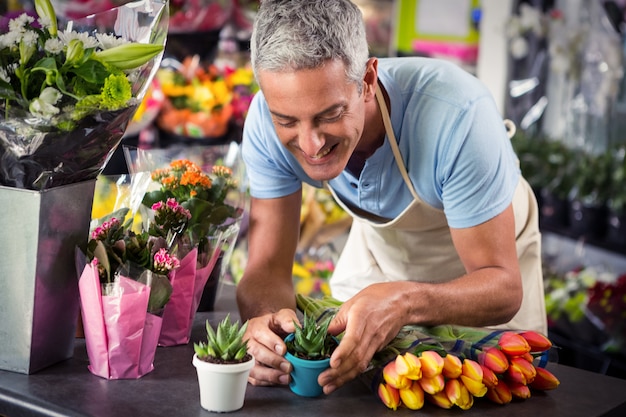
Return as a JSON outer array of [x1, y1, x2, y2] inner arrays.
[[192, 353, 254, 412]]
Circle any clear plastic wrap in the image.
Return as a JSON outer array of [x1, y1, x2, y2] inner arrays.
[[0, 0, 169, 190]]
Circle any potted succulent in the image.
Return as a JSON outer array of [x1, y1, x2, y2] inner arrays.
[[284, 313, 339, 397], [192, 315, 254, 412]]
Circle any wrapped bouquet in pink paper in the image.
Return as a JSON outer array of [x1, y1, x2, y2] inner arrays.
[[137, 157, 244, 346], [78, 202, 182, 379]]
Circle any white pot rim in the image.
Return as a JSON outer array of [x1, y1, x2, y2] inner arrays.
[[192, 353, 255, 373]]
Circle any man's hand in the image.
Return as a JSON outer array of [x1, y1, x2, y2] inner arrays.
[[318, 282, 409, 394], [244, 309, 299, 386]]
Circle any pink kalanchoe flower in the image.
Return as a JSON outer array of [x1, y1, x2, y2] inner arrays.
[[91, 217, 121, 240], [153, 248, 180, 274]]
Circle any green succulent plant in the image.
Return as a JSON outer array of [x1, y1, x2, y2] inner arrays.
[[286, 313, 336, 360], [194, 314, 250, 363]]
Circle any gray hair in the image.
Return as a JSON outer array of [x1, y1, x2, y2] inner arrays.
[[250, 0, 370, 93]]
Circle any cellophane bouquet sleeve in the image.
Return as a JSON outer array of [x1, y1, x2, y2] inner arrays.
[[0, 0, 169, 190]]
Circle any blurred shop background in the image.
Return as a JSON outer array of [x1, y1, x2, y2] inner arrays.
[[3, 0, 626, 380]]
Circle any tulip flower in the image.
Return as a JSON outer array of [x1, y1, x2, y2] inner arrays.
[[444, 378, 462, 405], [480, 364, 499, 389], [395, 352, 422, 380], [378, 383, 401, 410], [456, 382, 475, 410], [486, 379, 513, 405], [508, 381, 532, 399], [419, 350, 444, 378], [530, 366, 560, 390], [427, 391, 454, 409], [383, 361, 411, 390], [507, 356, 536, 385], [445, 377, 474, 409], [480, 346, 509, 374], [519, 330, 552, 352], [460, 374, 488, 397], [461, 358, 483, 382], [442, 354, 462, 379], [399, 381, 425, 410], [418, 373, 445, 395], [498, 331, 531, 357]]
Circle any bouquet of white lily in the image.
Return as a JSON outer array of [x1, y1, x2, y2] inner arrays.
[[0, 0, 168, 190]]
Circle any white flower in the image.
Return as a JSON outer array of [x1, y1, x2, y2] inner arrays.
[[57, 29, 99, 50], [96, 33, 129, 50], [21, 30, 39, 49], [28, 87, 62, 119], [8, 14, 34, 33], [44, 38, 64, 54], [1, 29, 22, 48]]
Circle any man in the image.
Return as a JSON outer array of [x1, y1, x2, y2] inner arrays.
[[237, 0, 546, 395]]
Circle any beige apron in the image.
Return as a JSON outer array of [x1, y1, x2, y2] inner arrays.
[[328, 88, 547, 334]]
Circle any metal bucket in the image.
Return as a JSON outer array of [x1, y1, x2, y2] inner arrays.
[[0, 180, 96, 374]]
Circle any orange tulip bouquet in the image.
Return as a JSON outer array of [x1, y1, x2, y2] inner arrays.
[[296, 295, 560, 411]]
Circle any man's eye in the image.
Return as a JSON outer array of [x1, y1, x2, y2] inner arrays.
[[276, 120, 296, 128], [320, 112, 343, 124]]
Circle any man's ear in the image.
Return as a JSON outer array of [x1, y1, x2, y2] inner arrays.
[[363, 57, 378, 101]]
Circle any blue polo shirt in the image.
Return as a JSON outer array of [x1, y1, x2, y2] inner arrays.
[[241, 57, 520, 229]]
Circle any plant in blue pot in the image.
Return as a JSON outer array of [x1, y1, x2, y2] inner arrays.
[[284, 313, 338, 397]]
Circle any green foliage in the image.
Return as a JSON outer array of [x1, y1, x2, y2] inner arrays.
[[287, 313, 335, 360], [194, 315, 249, 362]]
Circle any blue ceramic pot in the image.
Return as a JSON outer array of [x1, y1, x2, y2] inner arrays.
[[284, 333, 331, 397]]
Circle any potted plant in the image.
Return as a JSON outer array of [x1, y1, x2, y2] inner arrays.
[[284, 313, 339, 397], [607, 146, 626, 247], [567, 149, 613, 239], [192, 315, 254, 412]]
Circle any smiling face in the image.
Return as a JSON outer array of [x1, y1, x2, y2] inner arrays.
[[258, 58, 380, 181]]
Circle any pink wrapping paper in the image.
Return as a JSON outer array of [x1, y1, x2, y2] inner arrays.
[[79, 261, 163, 379], [158, 247, 221, 346]]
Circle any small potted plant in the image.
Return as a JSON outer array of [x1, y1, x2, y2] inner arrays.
[[192, 315, 254, 412], [284, 313, 339, 397]]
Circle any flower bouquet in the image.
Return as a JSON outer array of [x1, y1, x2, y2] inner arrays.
[[134, 155, 244, 346], [155, 55, 258, 140], [0, 0, 167, 374], [296, 295, 561, 411], [78, 202, 182, 379], [0, 0, 168, 190]]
